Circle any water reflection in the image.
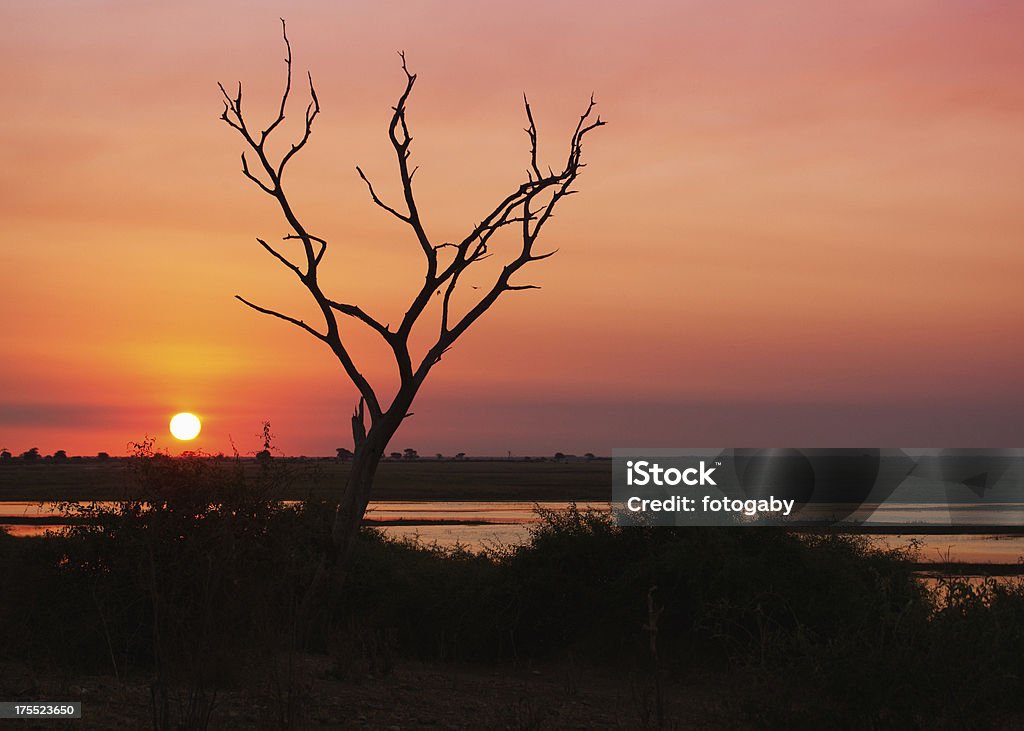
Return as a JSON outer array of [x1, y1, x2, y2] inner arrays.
[[3, 500, 1024, 566]]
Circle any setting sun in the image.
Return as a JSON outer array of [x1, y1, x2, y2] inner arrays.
[[169, 412, 201, 441]]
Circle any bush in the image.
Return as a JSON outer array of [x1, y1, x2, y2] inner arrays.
[[1, 445, 330, 729], [338, 507, 1024, 725], [5, 489, 1024, 727]]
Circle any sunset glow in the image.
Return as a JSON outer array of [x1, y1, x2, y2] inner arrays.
[[1, 1, 1022, 456]]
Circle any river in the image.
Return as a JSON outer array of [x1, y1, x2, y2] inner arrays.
[[3, 500, 1024, 568]]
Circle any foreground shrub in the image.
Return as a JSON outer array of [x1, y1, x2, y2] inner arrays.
[[4, 489, 1024, 727], [337, 507, 1024, 726], [0, 446, 330, 729]]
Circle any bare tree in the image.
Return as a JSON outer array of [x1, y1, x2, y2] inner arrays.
[[219, 21, 603, 568]]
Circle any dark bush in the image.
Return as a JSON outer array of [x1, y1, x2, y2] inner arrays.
[[5, 486, 1024, 727]]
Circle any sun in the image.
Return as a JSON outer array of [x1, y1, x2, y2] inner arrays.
[[169, 412, 202, 441]]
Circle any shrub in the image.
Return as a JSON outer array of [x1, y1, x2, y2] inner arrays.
[[5, 491, 1024, 726]]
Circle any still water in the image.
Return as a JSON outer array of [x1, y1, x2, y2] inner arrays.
[[3, 500, 1024, 566], [0, 500, 597, 548]]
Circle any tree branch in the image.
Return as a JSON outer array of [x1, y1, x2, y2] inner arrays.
[[219, 21, 382, 420], [282, 233, 327, 266], [240, 153, 274, 193], [387, 52, 434, 264], [415, 95, 604, 381], [221, 24, 603, 432], [355, 166, 410, 222], [278, 71, 320, 178], [235, 295, 326, 341], [260, 17, 292, 144], [256, 237, 302, 276], [327, 300, 391, 340]]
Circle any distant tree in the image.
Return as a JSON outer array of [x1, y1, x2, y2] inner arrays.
[[96, 452, 110, 461], [218, 22, 603, 569], [554, 452, 566, 462], [584, 452, 595, 461], [389, 452, 402, 460], [403, 448, 419, 461], [435, 453, 443, 460], [336, 447, 354, 462], [455, 452, 466, 461], [0, 449, 11, 462], [52, 450, 68, 462], [20, 447, 40, 463], [254, 421, 276, 466]]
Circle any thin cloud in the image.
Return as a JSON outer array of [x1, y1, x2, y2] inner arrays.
[[0, 402, 144, 428]]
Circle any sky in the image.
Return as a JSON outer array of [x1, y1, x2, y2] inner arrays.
[[1, 0, 1023, 457]]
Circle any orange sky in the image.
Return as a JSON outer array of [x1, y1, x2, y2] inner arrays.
[[2, 1, 1023, 456]]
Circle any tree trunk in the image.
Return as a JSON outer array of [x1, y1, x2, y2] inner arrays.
[[295, 392, 412, 647], [332, 392, 413, 573], [331, 436, 385, 568], [294, 432, 386, 648]]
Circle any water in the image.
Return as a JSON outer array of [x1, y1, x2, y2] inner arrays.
[[0, 500, 596, 549], [363, 500, 604, 551], [3, 500, 1024, 566]]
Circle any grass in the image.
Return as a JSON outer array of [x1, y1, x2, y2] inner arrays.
[[0, 458, 610, 502]]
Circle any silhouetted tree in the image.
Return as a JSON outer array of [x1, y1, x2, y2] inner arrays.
[[52, 449, 68, 462], [455, 453, 466, 461], [336, 447, 353, 462], [0, 449, 11, 463], [402, 448, 419, 460], [96, 452, 110, 461], [219, 22, 603, 571], [20, 447, 40, 463]]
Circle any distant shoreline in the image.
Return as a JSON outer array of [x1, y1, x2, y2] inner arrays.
[[5, 460, 1024, 537], [6, 510, 1024, 536], [0, 458, 612, 502]]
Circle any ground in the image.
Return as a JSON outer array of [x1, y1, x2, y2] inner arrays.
[[0, 459, 610, 503], [1, 656, 740, 729]]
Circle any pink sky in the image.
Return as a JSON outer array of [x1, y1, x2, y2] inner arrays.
[[1, 1, 1022, 456]]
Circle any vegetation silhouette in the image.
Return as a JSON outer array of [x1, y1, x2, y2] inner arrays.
[[218, 20, 604, 582], [4, 457, 1024, 727]]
